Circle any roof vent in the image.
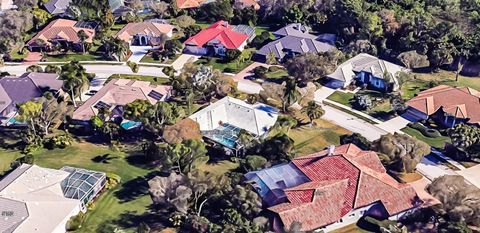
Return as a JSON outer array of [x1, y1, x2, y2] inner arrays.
[[327, 145, 335, 156]]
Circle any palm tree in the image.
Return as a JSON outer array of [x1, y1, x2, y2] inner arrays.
[[77, 30, 89, 54], [282, 77, 300, 112], [60, 61, 90, 107], [302, 101, 325, 125], [103, 37, 129, 61]]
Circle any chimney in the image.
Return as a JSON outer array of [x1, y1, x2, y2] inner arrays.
[[327, 145, 335, 156]]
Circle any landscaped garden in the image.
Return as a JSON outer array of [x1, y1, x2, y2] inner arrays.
[[140, 53, 180, 64], [401, 123, 451, 149]]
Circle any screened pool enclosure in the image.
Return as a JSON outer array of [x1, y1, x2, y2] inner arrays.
[[60, 166, 106, 210]]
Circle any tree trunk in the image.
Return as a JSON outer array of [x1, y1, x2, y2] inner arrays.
[[71, 89, 77, 108]]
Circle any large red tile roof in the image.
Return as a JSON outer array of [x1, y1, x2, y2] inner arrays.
[[184, 21, 249, 50], [268, 144, 419, 231], [406, 85, 480, 124], [27, 19, 95, 46], [176, 0, 207, 8]]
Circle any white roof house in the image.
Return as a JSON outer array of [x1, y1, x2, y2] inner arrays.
[[189, 96, 278, 148], [327, 53, 406, 89], [0, 164, 105, 233]]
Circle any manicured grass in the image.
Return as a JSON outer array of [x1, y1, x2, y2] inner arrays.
[[8, 49, 28, 60], [265, 69, 289, 79], [323, 101, 379, 124], [197, 160, 239, 176], [44, 53, 104, 62], [401, 126, 451, 149], [0, 142, 153, 232], [402, 70, 480, 99], [327, 91, 354, 107], [108, 74, 170, 85], [0, 149, 23, 176], [195, 56, 254, 73], [140, 53, 180, 64], [288, 116, 351, 157]]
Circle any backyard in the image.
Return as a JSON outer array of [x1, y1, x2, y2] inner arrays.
[[0, 141, 238, 232], [401, 70, 480, 99], [288, 113, 351, 156]]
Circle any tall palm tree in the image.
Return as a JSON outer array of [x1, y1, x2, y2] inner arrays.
[[302, 101, 325, 125], [282, 77, 300, 112], [77, 30, 89, 54], [103, 37, 129, 61], [60, 61, 90, 107]]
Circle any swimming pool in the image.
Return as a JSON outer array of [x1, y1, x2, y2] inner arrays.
[[207, 123, 241, 148], [120, 120, 142, 130]]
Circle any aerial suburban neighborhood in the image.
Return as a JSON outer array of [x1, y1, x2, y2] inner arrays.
[[1, 0, 480, 233]]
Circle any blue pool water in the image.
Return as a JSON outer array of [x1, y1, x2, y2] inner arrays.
[[120, 120, 142, 130], [209, 123, 241, 148]]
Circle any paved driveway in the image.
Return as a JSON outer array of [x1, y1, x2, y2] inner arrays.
[[376, 115, 411, 134], [456, 165, 480, 188], [128, 46, 152, 63], [417, 154, 457, 180], [320, 104, 388, 141], [171, 54, 200, 71]]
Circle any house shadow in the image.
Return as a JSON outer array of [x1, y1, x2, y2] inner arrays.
[[114, 170, 163, 203]]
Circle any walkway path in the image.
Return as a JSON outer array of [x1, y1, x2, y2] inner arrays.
[[127, 46, 152, 63], [171, 54, 201, 71], [376, 115, 411, 134]]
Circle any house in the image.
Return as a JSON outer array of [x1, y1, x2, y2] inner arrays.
[[254, 23, 335, 62], [72, 79, 172, 123], [0, 72, 64, 125], [326, 53, 406, 92], [245, 144, 420, 232], [0, 164, 105, 233], [234, 0, 260, 10], [0, 0, 16, 11], [184, 21, 255, 57], [175, 0, 209, 9], [115, 21, 175, 46], [188, 96, 278, 150], [44, 0, 71, 14], [405, 85, 480, 128], [26, 19, 95, 52]]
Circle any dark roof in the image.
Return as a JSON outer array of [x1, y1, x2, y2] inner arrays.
[[44, 0, 71, 14], [256, 35, 334, 59], [0, 197, 29, 233], [0, 72, 62, 114]]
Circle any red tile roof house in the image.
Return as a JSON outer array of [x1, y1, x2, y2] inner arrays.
[[175, 0, 209, 9], [26, 19, 95, 52], [115, 22, 175, 46], [72, 79, 172, 127], [245, 144, 421, 232], [405, 85, 480, 128], [183, 21, 256, 57]]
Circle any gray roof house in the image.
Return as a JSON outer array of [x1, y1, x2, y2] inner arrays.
[[44, 0, 71, 14], [326, 53, 406, 91], [255, 24, 335, 62], [0, 72, 63, 123]]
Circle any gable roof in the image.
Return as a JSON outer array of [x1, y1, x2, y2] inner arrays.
[[176, 0, 208, 8], [406, 85, 480, 124], [27, 19, 95, 46], [115, 22, 174, 43], [0, 72, 62, 114], [184, 21, 249, 50], [44, 0, 71, 14], [234, 0, 260, 10], [273, 23, 314, 39], [72, 79, 172, 121], [327, 53, 405, 83], [268, 144, 419, 231]]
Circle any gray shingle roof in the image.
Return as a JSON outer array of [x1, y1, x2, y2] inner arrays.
[[256, 35, 334, 60], [0, 197, 29, 233], [44, 0, 71, 14]]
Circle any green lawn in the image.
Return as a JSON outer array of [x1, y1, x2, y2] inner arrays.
[[0, 149, 23, 176], [0, 142, 153, 233], [194, 48, 256, 73], [265, 69, 289, 79], [140, 53, 180, 64], [288, 115, 351, 156], [108, 74, 170, 85], [401, 126, 451, 149], [8, 49, 29, 60], [327, 91, 354, 107], [44, 53, 104, 62], [402, 70, 480, 99]]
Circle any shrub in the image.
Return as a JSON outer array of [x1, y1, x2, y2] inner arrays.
[[127, 61, 139, 73], [43, 134, 73, 149], [253, 66, 267, 79], [66, 212, 85, 231], [225, 49, 241, 62], [268, 66, 282, 72], [223, 67, 234, 73], [242, 155, 268, 172], [409, 122, 442, 138], [105, 172, 121, 189], [351, 94, 373, 110]]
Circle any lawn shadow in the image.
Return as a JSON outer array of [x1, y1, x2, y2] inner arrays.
[[91, 154, 118, 163], [114, 170, 164, 203], [125, 153, 157, 170]]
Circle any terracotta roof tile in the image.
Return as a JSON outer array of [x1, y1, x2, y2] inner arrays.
[[176, 0, 207, 8], [406, 85, 480, 124], [27, 19, 95, 46], [115, 22, 174, 43], [268, 144, 419, 231]]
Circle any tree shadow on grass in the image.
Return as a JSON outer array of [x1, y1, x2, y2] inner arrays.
[[91, 154, 119, 163], [125, 153, 157, 170], [114, 170, 164, 203], [112, 206, 171, 230]]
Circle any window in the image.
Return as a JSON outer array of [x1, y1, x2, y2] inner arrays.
[[93, 101, 111, 109]]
